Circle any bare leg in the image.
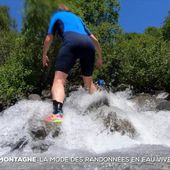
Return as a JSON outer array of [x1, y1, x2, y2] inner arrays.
[[83, 76, 97, 94], [51, 71, 68, 103]]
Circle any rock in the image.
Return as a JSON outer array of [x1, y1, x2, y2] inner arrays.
[[156, 92, 169, 100], [131, 93, 157, 111], [45, 122, 61, 138], [30, 126, 47, 140], [98, 106, 137, 138], [116, 84, 130, 91], [86, 96, 109, 112], [28, 118, 48, 140], [10, 137, 28, 152], [28, 118, 61, 140], [41, 90, 51, 99], [0, 102, 4, 113], [167, 95, 170, 101], [156, 101, 170, 111], [28, 94, 41, 101], [31, 141, 50, 153]]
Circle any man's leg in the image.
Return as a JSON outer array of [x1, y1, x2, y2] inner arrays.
[[83, 76, 97, 94], [51, 71, 68, 114]]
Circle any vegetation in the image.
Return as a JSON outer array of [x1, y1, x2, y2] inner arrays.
[[0, 0, 170, 105]]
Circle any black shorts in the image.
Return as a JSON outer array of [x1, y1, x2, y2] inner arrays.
[[55, 32, 95, 76]]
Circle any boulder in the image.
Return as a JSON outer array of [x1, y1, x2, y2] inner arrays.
[[41, 90, 51, 99], [98, 106, 137, 138], [131, 93, 157, 111], [31, 141, 50, 153], [10, 137, 28, 152], [156, 101, 170, 111], [86, 96, 109, 112], [28, 94, 41, 101], [156, 92, 169, 100], [28, 118, 60, 140]]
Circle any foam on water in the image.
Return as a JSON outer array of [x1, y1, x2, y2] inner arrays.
[[0, 88, 170, 155]]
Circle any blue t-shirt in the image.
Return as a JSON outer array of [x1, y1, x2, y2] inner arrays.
[[48, 10, 92, 39]]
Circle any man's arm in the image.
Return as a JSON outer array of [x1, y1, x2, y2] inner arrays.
[[42, 34, 53, 67], [89, 34, 103, 67]]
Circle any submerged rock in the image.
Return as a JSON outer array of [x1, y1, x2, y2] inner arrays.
[[86, 95, 109, 112], [156, 101, 170, 111], [31, 141, 50, 153], [10, 137, 28, 152], [98, 106, 137, 138], [28, 118, 48, 140], [131, 93, 157, 111], [28, 117, 61, 141]]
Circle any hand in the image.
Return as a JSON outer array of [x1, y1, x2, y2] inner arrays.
[[42, 55, 49, 67], [96, 57, 103, 68]]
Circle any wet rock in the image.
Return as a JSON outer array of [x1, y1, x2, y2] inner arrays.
[[167, 95, 170, 101], [86, 96, 109, 112], [41, 89, 51, 99], [28, 118, 61, 140], [98, 106, 137, 138], [28, 119, 48, 140], [45, 121, 61, 138], [28, 94, 41, 101], [131, 93, 157, 111], [30, 126, 47, 140], [51, 126, 60, 138], [156, 92, 169, 100], [156, 101, 170, 111], [31, 141, 50, 153], [10, 137, 28, 152], [0, 102, 4, 113], [67, 85, 79, 93], [116, 84, 130, 91]]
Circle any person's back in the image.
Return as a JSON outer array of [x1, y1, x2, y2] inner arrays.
[[48, 10, 91, 40]]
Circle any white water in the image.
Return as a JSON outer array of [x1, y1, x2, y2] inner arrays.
[[0, 88, 170, 155]]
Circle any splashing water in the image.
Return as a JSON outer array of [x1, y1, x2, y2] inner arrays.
[[0, 88, 170, 155]]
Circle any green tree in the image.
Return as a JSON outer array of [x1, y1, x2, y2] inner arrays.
[[0, 6, 16, 31], [162, 11, 170, 41], [145, 26, 162, 38]]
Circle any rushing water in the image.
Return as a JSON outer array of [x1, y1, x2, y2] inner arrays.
[[0, 88, 170, 157]]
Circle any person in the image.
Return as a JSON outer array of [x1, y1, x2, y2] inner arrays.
[[42, 4, 102, 123]]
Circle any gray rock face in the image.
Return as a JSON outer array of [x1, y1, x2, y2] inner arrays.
[[156, 101, 170, 111], [156, 92, 169, 100], [28, 118, 61, 141], [98, 106, 137, 138], [131, 94, 157, 111], [84, 96, 137, 138], [28, 118, 48, 140], [10, 137, 28, 152], [31, 141, 50, 153], [28, 94, 41, 101], [86, 95, 109, 112], [41, 90, 51, 99]]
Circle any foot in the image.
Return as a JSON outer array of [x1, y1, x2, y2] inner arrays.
[[45, 111, 64, 123]]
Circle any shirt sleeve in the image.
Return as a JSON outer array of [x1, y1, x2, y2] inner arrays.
[[47, 14, 58, 35], [80, 18, 92, 36]]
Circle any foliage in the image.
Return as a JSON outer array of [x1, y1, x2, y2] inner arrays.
[[0, 36, 32, 103], [0, 6, 16, 31], [162, 11, 170, 41], [0, 31, 16, 65], [100, 33, 170, 92]]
